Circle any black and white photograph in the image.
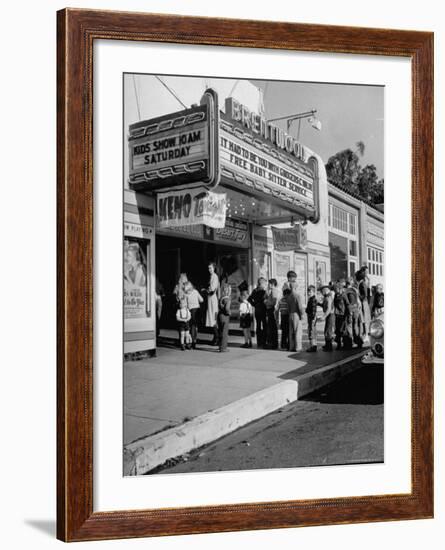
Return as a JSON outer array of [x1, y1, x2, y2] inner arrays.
[[123, 74, 385, 476], [1, 0, 440, 546]]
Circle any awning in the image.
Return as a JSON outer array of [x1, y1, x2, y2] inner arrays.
[[222, 186, 306, 226]]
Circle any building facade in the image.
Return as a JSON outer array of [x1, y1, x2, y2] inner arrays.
[[328, 183, 384, 287]]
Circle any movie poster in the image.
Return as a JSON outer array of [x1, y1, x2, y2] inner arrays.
[[124, 239, 149, 319]]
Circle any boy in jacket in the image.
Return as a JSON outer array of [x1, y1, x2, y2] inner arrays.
[[217, 284, 232, 352], [321, 285, 335, 351], [306, 285, 318, 352], [333, 282, 349, 350]]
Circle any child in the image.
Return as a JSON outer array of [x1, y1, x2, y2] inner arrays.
[[218, 284, 232, 352], [185, 281, 203, 349], [264, 278, 279, 349], [306, 285, 318, 352], [176, 297, 192, 351], [278, 286, 291, 350], [371, 283, 384, 318], [333, 282, 349, 350], [239, 290, 253, 348], [248, 278, 268, 348], [321, 285, 335, 351]]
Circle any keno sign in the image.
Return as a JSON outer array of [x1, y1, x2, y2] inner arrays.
[[157, 187, 226, 230]]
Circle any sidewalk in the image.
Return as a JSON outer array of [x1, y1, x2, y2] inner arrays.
[[124, 327, 367, 475]]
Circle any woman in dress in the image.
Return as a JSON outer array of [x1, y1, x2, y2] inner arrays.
[[205, 262, 220, 345]]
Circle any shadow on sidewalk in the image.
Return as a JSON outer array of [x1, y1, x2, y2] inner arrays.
[[300, 364, 384, 405], [278, 348, 364, 379]]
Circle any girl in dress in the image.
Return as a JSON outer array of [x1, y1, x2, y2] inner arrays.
[[176, 297, 192, 351], [185, 281, 204, 349], [173, 273, 189, 346], [239, 290, 253, 348]]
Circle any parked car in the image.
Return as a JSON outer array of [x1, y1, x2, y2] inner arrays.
[[362, 312, 384, 364]]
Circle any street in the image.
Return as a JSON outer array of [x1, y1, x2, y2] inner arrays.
[[148, 360, 383, 474]]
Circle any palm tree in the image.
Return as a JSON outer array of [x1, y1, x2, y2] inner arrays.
[[355, 141, 365, 156]]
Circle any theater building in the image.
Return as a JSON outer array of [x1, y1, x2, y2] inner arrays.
[[123, 77, 384, 354]]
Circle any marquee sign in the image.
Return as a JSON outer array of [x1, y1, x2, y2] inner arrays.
[[128, 89, 220, 191], [220, 97, 319, 219], [128, 88, 319, 222]]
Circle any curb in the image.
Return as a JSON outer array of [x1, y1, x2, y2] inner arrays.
[[124, 351, 366, 476]]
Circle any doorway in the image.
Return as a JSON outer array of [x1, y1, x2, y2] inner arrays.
[[156, 234, 249, 328]]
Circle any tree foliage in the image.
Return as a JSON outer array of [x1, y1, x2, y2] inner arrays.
[[325, 143, 384, 205]]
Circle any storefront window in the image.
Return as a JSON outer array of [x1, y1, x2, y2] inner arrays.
[[219, 252, 249, 315], [329, 232, 348, 281], [331, 205, 349, 233], [253, 235, 272, 285], [124, 238, 150, 319], [367, 245, 384, 280], [294, 254, 308, 304], [349, 260, 357, 277], [329, 204, 358, 237], [349, 239, 357, 257], [315, 260, 327, 288], [349, 212, 357, 235], [274, 252, 291, 290]]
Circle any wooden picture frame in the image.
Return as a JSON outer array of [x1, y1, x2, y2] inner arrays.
[[57, 8, 434, 542]]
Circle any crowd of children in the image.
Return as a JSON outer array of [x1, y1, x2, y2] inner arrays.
[[172, 265, 384, 354], [247, 267, 384, 353]]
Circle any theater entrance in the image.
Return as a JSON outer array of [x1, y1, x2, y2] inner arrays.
[[156, 234, 250, 330]]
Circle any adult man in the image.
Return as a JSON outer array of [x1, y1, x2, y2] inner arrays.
[[286, 271, 304, 352], [344, 277, 363, 348], [264, 278, 280, 349], [248, 278, 268, 348]]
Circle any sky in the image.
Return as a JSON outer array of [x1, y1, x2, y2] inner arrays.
[[254, 79, 384, 178]]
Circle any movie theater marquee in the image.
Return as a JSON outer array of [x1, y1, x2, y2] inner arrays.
[[128, 89, 318, 218], [220, 97, 316, 212]]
